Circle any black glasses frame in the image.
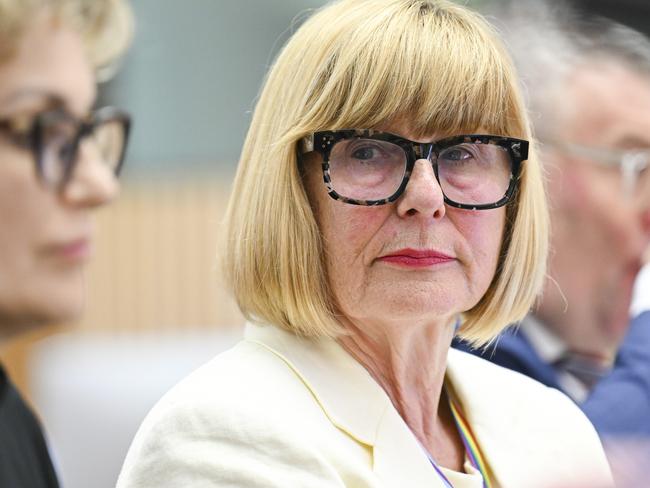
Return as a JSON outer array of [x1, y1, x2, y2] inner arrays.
[[0, 106, 131, 190], [301, 129, 528, 210]]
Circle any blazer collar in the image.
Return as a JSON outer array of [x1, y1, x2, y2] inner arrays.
[[519, 315, 567, 365], [244, 322, 448, 487], [446, 349, 511, 487], [446, 349, 613, 488], [245, 323, 612, 488]]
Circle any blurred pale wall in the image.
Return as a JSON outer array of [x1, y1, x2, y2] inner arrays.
[[104, 0, 329, 172]]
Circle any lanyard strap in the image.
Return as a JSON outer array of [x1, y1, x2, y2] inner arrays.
[[448, 395, 492, 488], [422, 393, 491, 488], [430, 458, 455, 488]]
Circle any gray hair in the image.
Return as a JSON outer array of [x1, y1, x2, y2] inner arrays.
[[477, 0, 650, 139]]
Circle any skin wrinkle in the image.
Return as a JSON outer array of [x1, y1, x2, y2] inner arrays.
[[303, 123, 505, 470], [338, 305, 459, 466]]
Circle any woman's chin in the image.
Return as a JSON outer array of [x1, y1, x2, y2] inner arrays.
[[0, 299, 81, 342], [343, 292, 462, 326], [8, 281, 87, 329]]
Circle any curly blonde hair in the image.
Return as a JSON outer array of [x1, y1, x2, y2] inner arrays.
[[0, 0, 133, 79]]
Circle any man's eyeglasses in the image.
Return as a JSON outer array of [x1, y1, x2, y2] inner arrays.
[[542, 140, 650, 197], [0, 106, 131, 190], [300, 129, 528, 210]]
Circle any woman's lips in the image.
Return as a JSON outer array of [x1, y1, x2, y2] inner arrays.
[[47, 238, 92, 262], [377, 248, 455, 267]]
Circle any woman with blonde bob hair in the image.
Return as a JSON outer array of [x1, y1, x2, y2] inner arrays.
[[119, 1, 611, 486]]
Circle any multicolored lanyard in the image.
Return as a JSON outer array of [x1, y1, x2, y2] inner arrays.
[[424, 391, 492, 488], [448, 395, 492, 488]]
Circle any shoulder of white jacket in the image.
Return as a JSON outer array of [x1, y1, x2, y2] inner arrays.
[[447, 349, 613, 487], [446, 347, 595, 428], [448, 346, 556, 393], [132, 340, 329, 433]]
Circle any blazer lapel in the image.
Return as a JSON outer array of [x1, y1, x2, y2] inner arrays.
[[449, 348, 543, 487], [244, 323, 447, 487], [446, 348, 613, 488], [373, 403, 448, 487]]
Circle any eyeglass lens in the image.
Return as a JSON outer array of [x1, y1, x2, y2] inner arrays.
[[39, 113, 126, 188], [620, 152, 650, 200], [327, 138, 513, 205]]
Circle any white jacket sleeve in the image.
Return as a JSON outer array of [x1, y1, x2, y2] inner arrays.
[[116, 397, 347, 488]]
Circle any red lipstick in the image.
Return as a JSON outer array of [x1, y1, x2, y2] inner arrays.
[[377, 248, 455, 268]]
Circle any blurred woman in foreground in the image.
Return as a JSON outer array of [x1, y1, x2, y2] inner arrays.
[[119, 1, 612, 486], [0, 1, 132, 485]]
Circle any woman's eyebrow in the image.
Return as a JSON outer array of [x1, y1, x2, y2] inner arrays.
[[0, 88, 66, 114], [614, 135, 650, 150]]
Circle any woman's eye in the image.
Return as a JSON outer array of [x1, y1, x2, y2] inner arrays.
[[442, 147, 473, 161], [351, 146, 378, 160], [44, 120, 76, 146], [58, 141, 76, 162]]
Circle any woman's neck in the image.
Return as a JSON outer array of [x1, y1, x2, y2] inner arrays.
[[337, 316, 465, 470]]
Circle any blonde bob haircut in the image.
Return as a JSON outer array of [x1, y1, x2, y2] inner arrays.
[[0, 0, 133, 80], [223, 0, 549, 346]]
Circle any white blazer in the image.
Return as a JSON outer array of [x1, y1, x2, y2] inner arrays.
[[117, 323, 613, 488]]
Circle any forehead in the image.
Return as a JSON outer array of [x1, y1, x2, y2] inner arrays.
[[0, 12, 95, 116], [564, 63, 650, 148]]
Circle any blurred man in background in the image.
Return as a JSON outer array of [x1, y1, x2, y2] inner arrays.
[[0, 0, 132, 486], [456, 0, 650, 483]]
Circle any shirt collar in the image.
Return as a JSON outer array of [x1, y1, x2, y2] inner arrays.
[[520, 315, 568, 364]]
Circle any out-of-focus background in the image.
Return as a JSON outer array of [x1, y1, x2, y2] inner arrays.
[[0, 1, 648, 487]]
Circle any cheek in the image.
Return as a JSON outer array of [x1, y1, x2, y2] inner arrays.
[[561, 168, 611, 217], [455, 209, 505, 271], [0, 158, 59, 301], [0, 160, 39, 260], [449, 208, 506, 306], [320, 204, 390, 270], [337, 208, 389, 247], [316, 204, 392, 312], [558, 168, 641, 254]]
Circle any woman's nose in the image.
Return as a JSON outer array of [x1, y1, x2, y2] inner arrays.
[[395, 157, 446, 220], [60, 138, 120, 207]]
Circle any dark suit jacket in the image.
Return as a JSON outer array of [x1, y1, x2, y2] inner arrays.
[[454, 311, 650, 437], [0, 365, 59, 488]]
